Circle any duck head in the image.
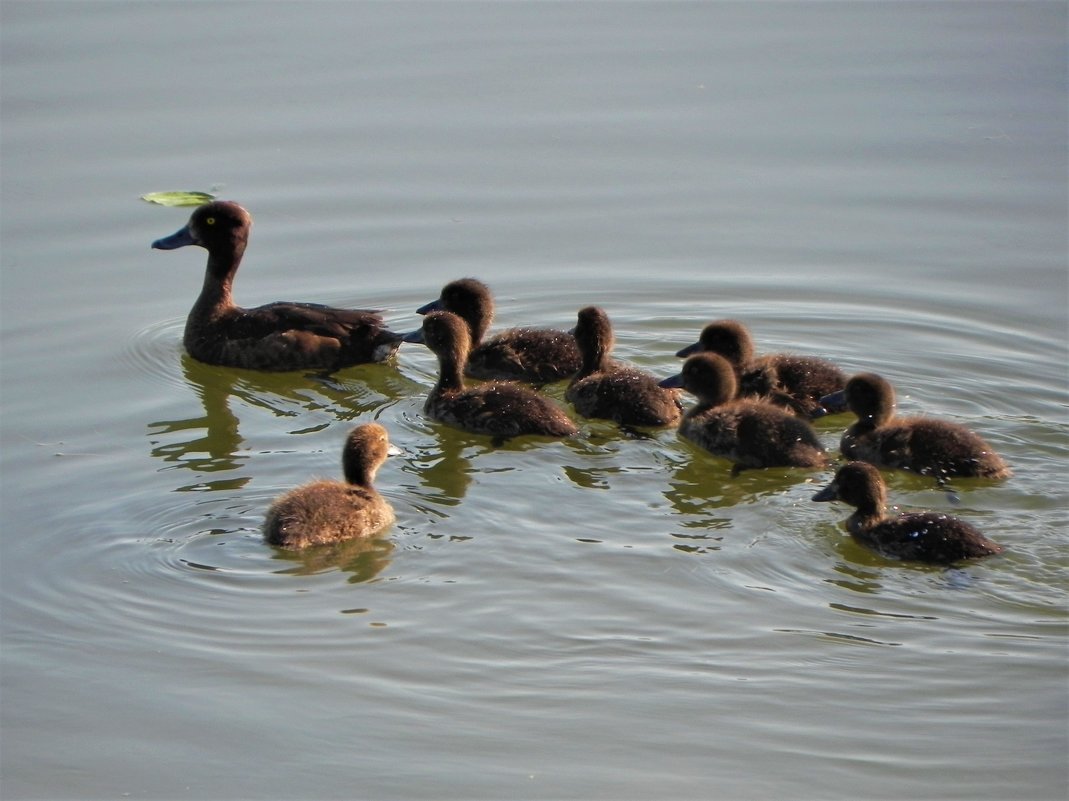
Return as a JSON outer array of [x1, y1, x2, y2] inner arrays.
[[675, 320, 754, 365], [152, 200, 252, 255], [659, 352, 738, 406]]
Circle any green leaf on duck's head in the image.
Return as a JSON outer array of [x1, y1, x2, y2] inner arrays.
[[140, 191, 216, 207]]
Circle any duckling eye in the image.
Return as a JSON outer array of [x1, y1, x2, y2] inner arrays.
[[205, 217, 216, 226]]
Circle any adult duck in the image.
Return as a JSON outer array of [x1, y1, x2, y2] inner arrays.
[[820, 373, 1011, 481], [403, 311, 578, 440], [812, 461, 1004, 564], [659, 352, 826, 471], [566, 306, 682, 428], [152, 201, 401, 371], [676, 319, 846, 418], [416, 277, 580, 383], [264, 423, 398, 549]]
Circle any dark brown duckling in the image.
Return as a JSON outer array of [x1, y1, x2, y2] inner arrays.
[[403, 311, 579, 440], [152, 201, 401, 371], [812, 461, 1004, 564], [659, 352, 827, 471], [264, 423, 397, 549], [416, 278, 581, 383], [565, 306, 682, 428], [820, 373, 1011, 481], [676, 319, 846, 418]]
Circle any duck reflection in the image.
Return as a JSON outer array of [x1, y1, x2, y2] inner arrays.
[[662, 448, 805, 515], [148, 356, 246, 483], [401, 428, 478, 506], [268, 534, 395, 583], [147, 354, 419, 486]]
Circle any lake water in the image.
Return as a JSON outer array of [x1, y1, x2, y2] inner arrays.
[[2, 2, 1067, 799]]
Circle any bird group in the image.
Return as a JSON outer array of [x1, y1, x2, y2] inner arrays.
[[152, 201, 1009, 564]]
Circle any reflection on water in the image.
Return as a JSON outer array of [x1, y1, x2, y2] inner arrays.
[[148, 356, 246, 480], [2, 1, 1065, 799], [663, 446, 816, 515], [269, 535, 395, 583], [146, 354, 422, 484], [401, 432, 475, 506], [829, 602, 938, 621]]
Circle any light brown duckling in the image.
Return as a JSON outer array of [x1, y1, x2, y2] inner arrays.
[[264, 423, 397, 549], [416, 278, 581, 383], [676, 319, 846, 418], [152, 201, 401, 371], [659, 352, 827, 471], [403, 311, 579, 440], [820, 373, 1011, 481], [566, 306, 682, 428], [812, 461, 1004, 564]]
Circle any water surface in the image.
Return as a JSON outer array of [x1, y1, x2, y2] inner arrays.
[[2, 3, 1066, 799]]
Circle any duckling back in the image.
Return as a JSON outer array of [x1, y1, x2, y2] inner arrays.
[[264, 482, 395, 550], [856, 512, 1003, 564], [430, 382, 580, 439], [468, 328, 582, 384], [681, 399, 826, 469]]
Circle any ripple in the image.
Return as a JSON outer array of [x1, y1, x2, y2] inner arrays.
[[123, 316, 187, 389]]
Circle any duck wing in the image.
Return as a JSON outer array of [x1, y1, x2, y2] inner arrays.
[[196, 302, 400, 370], [236, 301, 387, 341]]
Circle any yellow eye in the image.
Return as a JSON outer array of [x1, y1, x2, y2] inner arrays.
[[205, 217, 216, 225]]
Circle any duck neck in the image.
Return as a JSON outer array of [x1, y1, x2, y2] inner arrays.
[[191, 246, 243, 319], [845, 418, 878, 441], [343, 455, 375, 488], [434, 347, 467, 395], [469, 311, 491, 348], [452, 306, 489, 347], [686, 395, 720, 418], [845, 499, 884, 534], [576, 340, 611, 380]]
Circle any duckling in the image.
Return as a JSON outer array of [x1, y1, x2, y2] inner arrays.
[[152, 201, 401, 371], [659, 352, 826, 470], [416, 278, 581, 383], [812, 461, 1004, 564], [403, 311, 579, 439], [566, 306, 682, 428], [264, 423, 397, 549], [820, 373, 1011, 481], [676, 320, 846, 417]]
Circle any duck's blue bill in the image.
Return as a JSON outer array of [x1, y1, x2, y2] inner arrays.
[[819, 389, 847, 413], [151, 226, 196, 250], [658, 373, 683, 389], [416, 298, 443, 315], [811, 483, 838, 502], [674, 341, 701, 358]]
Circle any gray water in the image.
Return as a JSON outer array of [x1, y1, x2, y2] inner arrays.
[[2, 2, 1067, 799]]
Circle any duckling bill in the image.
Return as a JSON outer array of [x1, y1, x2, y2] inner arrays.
[[152, 201, 401, 371], [813, 461, 1003, 564]]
